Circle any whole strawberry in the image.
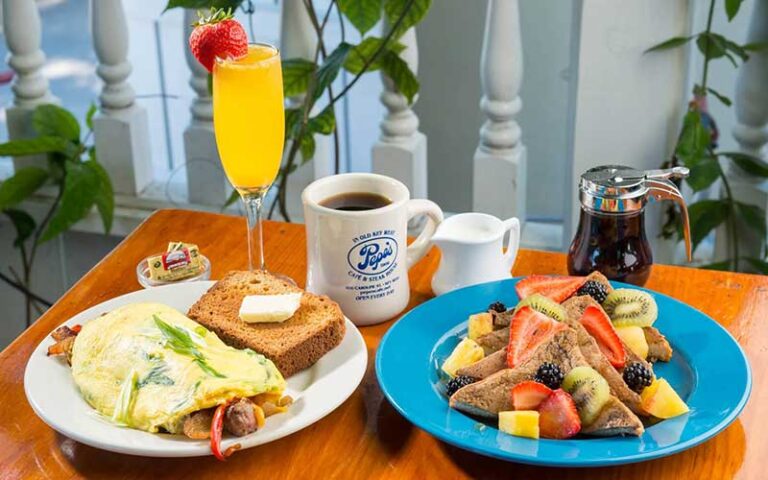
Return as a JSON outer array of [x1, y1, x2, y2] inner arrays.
[[189, 8, 248, 73]]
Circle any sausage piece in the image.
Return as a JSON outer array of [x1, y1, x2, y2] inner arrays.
[[224, 398, 258, 437]]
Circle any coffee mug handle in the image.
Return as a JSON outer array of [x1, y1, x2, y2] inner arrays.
[[406, 199, 444, 269], [502, 217, 521, 271]]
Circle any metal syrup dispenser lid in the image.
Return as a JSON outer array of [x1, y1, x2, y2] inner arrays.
[[578, 165, 693, 262]]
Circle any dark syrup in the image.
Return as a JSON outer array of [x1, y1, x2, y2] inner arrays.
[[320, 192, 391, 211], [567, 208, 653, 286]]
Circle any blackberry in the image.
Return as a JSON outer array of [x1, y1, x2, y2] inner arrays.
[[488, 301, 507, 313], [445, 375, 477, 397], [623, 362, 653, 392], [534, 362, 564, 389], [577, 280, 608, 303]]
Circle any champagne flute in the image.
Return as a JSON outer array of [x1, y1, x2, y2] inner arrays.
[[213, 43, 285, 273]]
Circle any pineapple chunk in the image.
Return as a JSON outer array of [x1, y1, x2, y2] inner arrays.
[[616, 326, 649, 359], [641, 378, 689, 419], [499, 410, 540, 439], [441, 338, 485, 377], [468, 312, 494, 340]]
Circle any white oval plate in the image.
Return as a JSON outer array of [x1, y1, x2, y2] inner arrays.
[[24, 281, 368, 457]]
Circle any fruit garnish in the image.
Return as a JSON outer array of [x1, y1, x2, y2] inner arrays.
[[515, 275, 588, 303], [616, 326, 649, 359], [538, 389, 581, 439], [511, 381, 553, 410], [468, 312, 494, 341], [514, 294, 566, 322], [506, 307, 568, 368], [534, 362, 564, 390], [445, 375, 477, 397], [602, 288, 658, 327], [623, 362, 654, 393], [188, 8, 248, 73], [441, 338, 484, 377], [562, 366, 610, 425], [579, 305, 626, 368], [640, 378, 689, 419], [488, 301, 507, 313], [499, 410, 540, 439], [576, 280, 609, 303]]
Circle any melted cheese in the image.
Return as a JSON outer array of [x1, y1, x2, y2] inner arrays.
[[70, 303, 285, 434]]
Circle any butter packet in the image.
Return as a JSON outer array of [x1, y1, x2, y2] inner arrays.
[[148, 242, 202, 282]]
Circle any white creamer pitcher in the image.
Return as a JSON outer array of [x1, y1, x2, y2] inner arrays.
[[431, 213, 520, 296]]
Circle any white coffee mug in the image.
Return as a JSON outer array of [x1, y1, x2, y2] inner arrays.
[[302, 173, 443, 326]]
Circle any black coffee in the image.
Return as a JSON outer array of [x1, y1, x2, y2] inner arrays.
[[320, 192, 391, 211]]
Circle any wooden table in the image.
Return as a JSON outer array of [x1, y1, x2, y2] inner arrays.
[[0, 209, 763, 479]]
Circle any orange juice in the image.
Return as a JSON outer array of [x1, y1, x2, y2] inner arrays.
[[213, 44, 285, 191]]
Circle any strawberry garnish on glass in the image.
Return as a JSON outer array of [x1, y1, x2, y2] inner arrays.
[[189, 8, 248, 73]]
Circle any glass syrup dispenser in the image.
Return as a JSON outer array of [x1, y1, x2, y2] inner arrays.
[[567, 165, 692, 286]]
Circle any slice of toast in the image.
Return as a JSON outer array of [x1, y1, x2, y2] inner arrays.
[[450, 329, 644, 436], [561, 296, 648, 416], [187, 270, 346, 377], [644, 326, 673, 362]]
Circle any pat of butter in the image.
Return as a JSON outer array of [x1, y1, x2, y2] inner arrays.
[[239, 293, 302, 324]]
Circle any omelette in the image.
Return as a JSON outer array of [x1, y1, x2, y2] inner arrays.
[[59, 303, 286, 437]]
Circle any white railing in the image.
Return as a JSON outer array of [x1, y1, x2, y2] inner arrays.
[[1, 0, 532, 225]]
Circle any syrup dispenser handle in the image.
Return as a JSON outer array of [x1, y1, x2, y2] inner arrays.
[[645, 166, 690, 181], [646, 179, 692, 262]]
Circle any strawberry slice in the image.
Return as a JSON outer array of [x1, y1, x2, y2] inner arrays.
[[189, 8, 248, 72], [538, 389, 581, 439], [511, 381, 553, 410], [515, 275, 588, 303], [506, 307, 568, 368], [579, 305, 626, 368]]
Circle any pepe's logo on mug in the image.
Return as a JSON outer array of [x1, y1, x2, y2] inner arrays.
[[347, 236, 399, 276]]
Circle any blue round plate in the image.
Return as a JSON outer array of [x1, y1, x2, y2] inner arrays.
[[375, 278, 752, 467]]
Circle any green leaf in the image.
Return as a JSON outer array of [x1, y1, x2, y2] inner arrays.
[[3, 209, 36, 248], [299, 133, 316, 162], [686, 155, 721, 192], [313, 43, 353, 99], [645, 36, 693, 53], [39, 161, 100, 243], [0, 167, 49, 210], [383, 0, 432, 38], [697, 32, 727, 59], [0, 136, 76, 157], [307, 105, 336, 135], [282, 59, 316, 98], [723, 38, 749, 62], [164, 0, 242, 11], [707, 87, 732, 106], [223, 188, 240, 209], [700, 260, 732, 271], [85, 103, 97, 132], [743, 41, 768, 52], [207, 73, 213, 96], [720, 151, 768, 177], [337, 0, 382, 35], [746, 257, 768, 274], [285, 108, 302, 138], [685, 199, 729, 252], [675, 110, 710, 166], [84, 155, 114, 234], [32, 104, 80, 142], [735, 201, 766, 236], [381, 51, 419, 104], [725, 0, 744, 21], [344, 37, 405, 74]]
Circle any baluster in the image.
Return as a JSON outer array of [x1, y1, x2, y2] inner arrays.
[[282, 0, 331, 221], [183, 8, 228, 206], [472, 0, 527, 223], [2, 0, 59, 170], [718, 0, 768, 265], [372, 27, 427, 200], [91, 0, 152, 196]]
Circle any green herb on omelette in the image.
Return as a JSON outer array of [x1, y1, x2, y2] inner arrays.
[[112, 369, 138, 425], [153, 315, 226, 378], [137, 363, 175, 388]]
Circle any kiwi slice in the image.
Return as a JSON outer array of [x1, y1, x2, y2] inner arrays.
[[562, 366, 610, 425], [514, 294, 566, 322], [602, 288, 658, 327]]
